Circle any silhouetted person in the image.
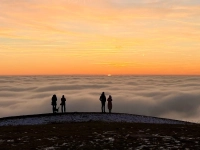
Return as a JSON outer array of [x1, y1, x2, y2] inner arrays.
[[107, 95, 112, 113], [51, 94, 57, 113], [99, 92, 106, 113], [60, 95, 66, 113]]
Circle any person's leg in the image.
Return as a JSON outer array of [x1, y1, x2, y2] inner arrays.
[[64, 104, 66, 113], [53, 105, 56, 113], [103, 103, 105, 113], [101, 103, 103, 113]]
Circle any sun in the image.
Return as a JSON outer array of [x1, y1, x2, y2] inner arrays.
[[107, 74, 111, 76]]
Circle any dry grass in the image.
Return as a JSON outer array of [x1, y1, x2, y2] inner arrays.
[[0, 121, 200, 149]]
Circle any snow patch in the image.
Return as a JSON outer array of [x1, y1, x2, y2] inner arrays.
[[0, 113, 187, 126]]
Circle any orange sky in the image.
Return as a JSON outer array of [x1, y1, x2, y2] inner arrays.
[[0, 0, 200, 75]]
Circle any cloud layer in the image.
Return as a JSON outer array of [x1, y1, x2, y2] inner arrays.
[[0, 75, 200, 122]]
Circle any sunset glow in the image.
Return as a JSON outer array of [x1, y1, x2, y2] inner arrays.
[[0, 0, 200, 75]]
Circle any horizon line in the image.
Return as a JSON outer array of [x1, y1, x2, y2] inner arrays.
[[0, 74, 200, 76]]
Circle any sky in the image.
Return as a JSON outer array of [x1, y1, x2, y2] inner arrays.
[[0, 0, 200, 75]]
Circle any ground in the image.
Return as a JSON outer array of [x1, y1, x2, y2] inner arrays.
[[0, 122, 200, 150]]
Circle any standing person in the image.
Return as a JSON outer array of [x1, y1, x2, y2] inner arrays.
[[107, 95, 112, 113], [99, 92, 106, 113], [60, 95, 66, 113], [51, 94, 57, 113]]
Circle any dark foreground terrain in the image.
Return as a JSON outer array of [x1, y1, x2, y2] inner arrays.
[[0, 122, 200, 150]]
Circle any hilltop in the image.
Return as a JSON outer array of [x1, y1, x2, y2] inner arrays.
[[0, 112, 189, 126], [0, 113, 199, 149]]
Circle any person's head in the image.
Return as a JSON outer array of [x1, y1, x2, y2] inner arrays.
[[109, 95, 112, 98], [62, 95, 64, 98]]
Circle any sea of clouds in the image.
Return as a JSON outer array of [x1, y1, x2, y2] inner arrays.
[[0, 75, 200, 122]]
